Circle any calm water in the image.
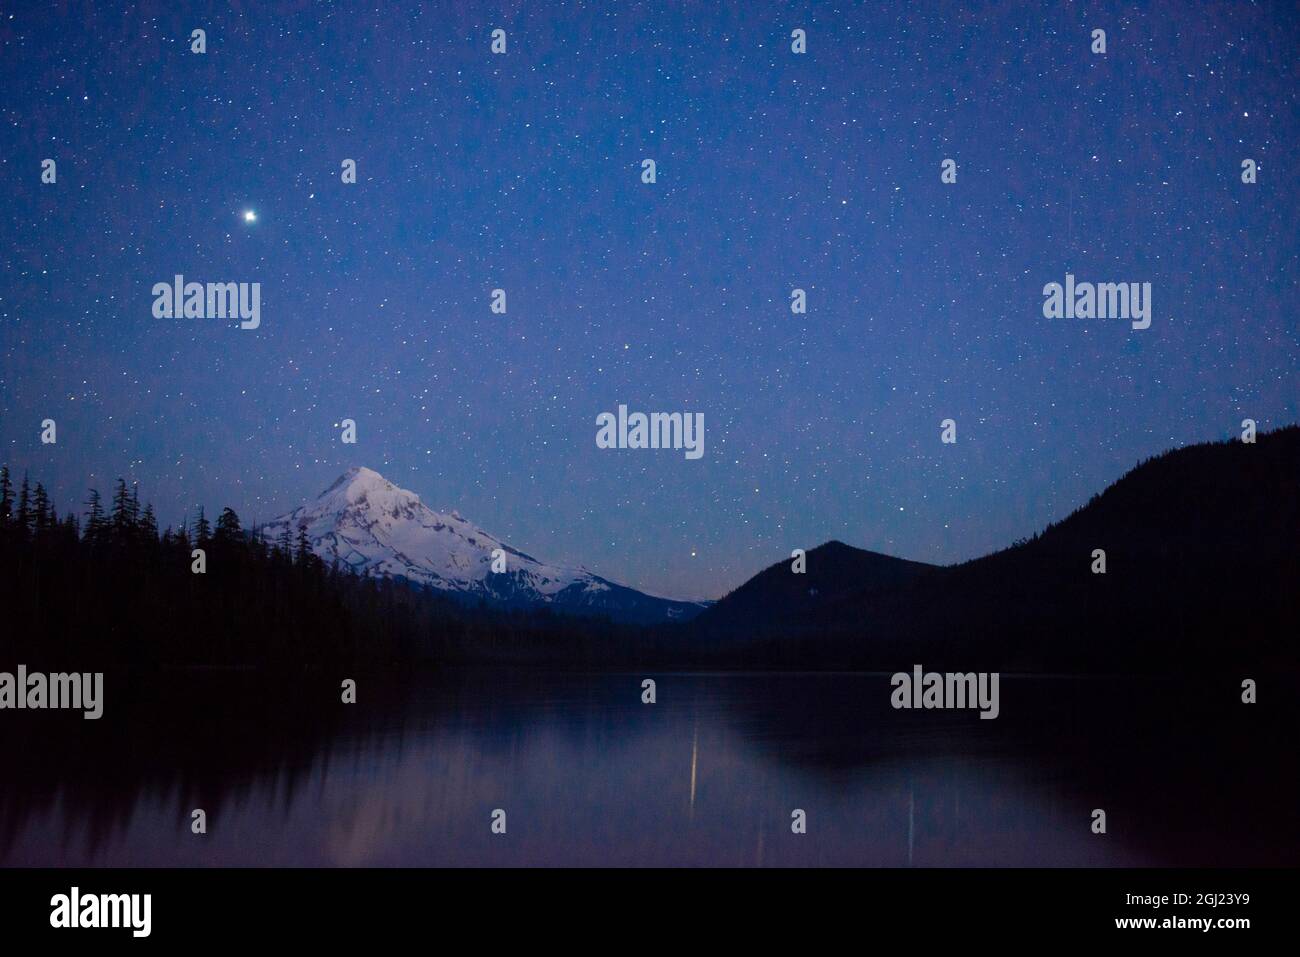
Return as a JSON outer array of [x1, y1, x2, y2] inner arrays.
[[1, 669, 1294, 866]]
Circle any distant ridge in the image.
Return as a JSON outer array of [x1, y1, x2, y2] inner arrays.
[[688, 427, 1300, 672]]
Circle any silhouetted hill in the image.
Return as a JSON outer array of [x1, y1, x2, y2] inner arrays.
[[686, 427, 1300, 673], [693, 540, 936, 635]]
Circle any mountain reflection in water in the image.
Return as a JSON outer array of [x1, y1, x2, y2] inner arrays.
[[0, 669, 1292, 866]]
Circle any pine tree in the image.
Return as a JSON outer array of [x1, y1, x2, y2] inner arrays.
[[192, 506, 212, 545], [0, 466, 12, 526], [32, 483, 51, 534], [295, 523, 312, 564], [139, 503, 159, 541], [85, 489, 107, 542], [111, 479, 133, 537], [16, 475, 31, 535], [215, 506, 242, 541]]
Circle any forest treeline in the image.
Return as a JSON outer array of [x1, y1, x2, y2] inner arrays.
[[0, 467, 660, 670], [3, 425, 1297, 674]]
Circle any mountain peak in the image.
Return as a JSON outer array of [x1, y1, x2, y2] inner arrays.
[[264, 468, 707, 624], [317, 466, 421, 510], [322, 464, 390, 492]]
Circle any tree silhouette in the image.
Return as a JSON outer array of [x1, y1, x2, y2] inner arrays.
[[32, 483, 52, 534], [214, 507, 242, 542], [16, 475, 30, 536], [192, 506, 212, 546], [0, 466, 12, 526], [84, 489, 107, 544], [111, 479, 133, 535], [140, 503, 159, 540]]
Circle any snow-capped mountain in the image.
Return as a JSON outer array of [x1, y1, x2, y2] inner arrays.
[[261, 467, 707, 624]]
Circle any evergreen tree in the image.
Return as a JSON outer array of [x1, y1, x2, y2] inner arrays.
[[295, 523, 312, 564], [32, 482, 51, 534], [215, 506, 242, 542], [192, 506, 212, 545], [0, 466, 12, 526], [111, 479, 133, 536], [16, 475, 31, 535], [139, 503, 159, 541], [85, 489, 107, 542]]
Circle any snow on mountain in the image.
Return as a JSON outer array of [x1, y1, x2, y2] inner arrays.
[[261, 467, 706, 624]]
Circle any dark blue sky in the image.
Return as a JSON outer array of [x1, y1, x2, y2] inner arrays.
[[2, 1, 1296, 599]]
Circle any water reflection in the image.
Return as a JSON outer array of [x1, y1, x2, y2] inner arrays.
[[1, 670, 1293, 866]]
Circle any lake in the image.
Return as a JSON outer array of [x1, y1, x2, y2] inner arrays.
[[1, 669, 1293, 866]]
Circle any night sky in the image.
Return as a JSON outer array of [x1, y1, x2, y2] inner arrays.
[[1, 2, 1296, 600]]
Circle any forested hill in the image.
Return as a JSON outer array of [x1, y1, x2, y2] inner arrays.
[[686, 427, 1300, 673]]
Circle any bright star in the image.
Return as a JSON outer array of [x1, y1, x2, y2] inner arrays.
[[243, 210, 257, 223]]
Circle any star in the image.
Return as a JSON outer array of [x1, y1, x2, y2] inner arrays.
[[243, 210, 257, 223]]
